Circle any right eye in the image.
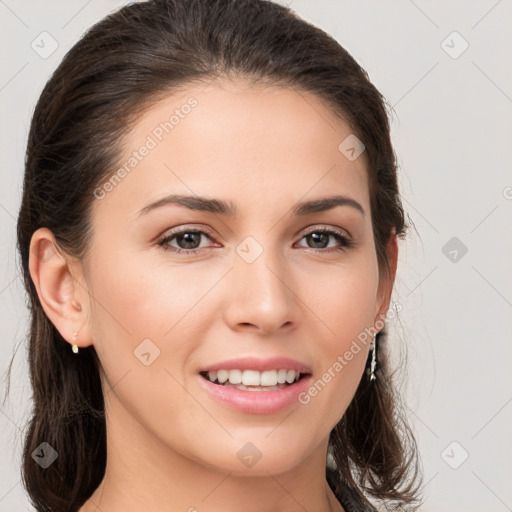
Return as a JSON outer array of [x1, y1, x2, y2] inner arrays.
[[157, 227, 218, 255]]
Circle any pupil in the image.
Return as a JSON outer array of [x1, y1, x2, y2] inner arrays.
[[309, 232, 328, 248], [179, 232, 200, 249]]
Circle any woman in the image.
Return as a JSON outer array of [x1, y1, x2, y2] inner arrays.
[[16, 0, 422, 510]]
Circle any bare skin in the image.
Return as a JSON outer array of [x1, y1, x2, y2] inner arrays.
[[29, 78, 397, 512]]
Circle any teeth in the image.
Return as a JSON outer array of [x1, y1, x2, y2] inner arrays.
[[286, 370, 296, 384], [242, 369, 260, 386], [229, 369, 243, 384], [222, 382, 287, 391], [277, 369, 287, 384], [205, 369, 302, 386], [217, 370, 228, 383], [260, 370, 278, 386]]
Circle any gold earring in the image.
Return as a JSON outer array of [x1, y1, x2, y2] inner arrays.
[[72, 331, 79, 354], [71, 302, 82, 353]]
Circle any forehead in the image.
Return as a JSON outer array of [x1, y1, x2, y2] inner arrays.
[[92, 79, 369, 223]]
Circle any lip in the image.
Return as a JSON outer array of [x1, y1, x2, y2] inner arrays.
[[200, 356, 312, 374], [198, 372, 313, 414]]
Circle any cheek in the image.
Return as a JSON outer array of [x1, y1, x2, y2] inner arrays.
[[86, 248, 227, 401], [85, 252, 209, 437], [304, 255, 379, 343], [89, 247, 214, 340], [297, 258, 378, 420]]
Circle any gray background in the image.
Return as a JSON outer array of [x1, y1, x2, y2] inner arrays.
[[1, 1, 511, 511]]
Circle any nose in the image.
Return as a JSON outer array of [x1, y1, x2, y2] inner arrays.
[[222, 246, 299, 336]]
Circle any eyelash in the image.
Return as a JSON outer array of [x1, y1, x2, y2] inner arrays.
[[157, 226, 353, 255]]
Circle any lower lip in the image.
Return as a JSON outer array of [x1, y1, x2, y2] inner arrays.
[[198, 374, 312, 414]]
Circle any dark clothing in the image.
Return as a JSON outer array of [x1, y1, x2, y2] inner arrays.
[[328, 469, 379, 512]]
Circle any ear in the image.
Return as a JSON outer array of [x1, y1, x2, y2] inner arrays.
[[28, 227, 93, 350], [373, 229, 399, 328]]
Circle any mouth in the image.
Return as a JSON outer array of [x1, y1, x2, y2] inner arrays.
[[197, 356, 313, 413], [199, 369, 310, 392]]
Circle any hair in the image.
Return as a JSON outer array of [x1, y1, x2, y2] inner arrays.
[[11, 0, 422, 510]]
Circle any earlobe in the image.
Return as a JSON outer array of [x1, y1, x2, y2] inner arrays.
[[28, 227, 92, 349]]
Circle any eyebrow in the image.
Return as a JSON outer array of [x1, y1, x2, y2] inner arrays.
[[136, 194, 365, 218]]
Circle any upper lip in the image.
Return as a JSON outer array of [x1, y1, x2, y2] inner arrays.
[[200, 356, 312, 374]]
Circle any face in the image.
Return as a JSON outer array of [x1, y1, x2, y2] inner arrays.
[[66, 79, 394, 475]]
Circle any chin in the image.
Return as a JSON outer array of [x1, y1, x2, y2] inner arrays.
[[189, 435, 314, 477]]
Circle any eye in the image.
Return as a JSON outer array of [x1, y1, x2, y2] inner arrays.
[[296, 227, 353, 252], [157, 227, 217, 255]]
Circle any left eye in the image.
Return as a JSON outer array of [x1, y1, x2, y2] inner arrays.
[[296, 227, 353, 251], [157, 227, 353, 255]]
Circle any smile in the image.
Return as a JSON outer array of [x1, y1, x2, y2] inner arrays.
[[198, 370, 312, 414], [200, 368, 304, 391]]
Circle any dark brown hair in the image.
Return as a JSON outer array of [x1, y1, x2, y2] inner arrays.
[[13, 0, 422, 510]]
